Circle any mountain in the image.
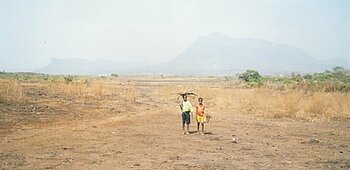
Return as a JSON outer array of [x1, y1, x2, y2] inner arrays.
[[36, 32, 349, 75], [36, 58, 145, 75], [139, 32, 349, 75]]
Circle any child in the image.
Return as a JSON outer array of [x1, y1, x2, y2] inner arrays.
[[196, 97, 206, 135], [179, 95, 193, 135]]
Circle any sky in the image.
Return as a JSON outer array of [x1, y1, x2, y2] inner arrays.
[[0, 0, 349, 72]]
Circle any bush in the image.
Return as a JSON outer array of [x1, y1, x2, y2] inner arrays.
[[111, 74, 118, 78], [63, 75, 74, 84], [239, 70, 262, 84]]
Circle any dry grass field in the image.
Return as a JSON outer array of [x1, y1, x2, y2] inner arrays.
[[1, 75, 350, 169]]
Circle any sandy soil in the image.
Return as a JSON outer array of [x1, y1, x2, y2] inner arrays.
[[1, 78, 349, 169]]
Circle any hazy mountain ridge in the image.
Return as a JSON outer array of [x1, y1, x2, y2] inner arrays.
[[139, 32, 349, 75], [36, 32, 349, 75], [36, 58, 146, 75]]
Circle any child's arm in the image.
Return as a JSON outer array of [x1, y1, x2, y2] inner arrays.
[[203, 105, 206, 115]]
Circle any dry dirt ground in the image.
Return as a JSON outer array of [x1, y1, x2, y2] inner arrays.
[[1, 78, 349, 170]]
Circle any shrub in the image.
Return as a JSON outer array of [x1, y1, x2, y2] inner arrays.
[[63, 75, 74, 84], [111, 74, 118, 78], [239, 70, 262, 84], [43, 76, 49, 81]]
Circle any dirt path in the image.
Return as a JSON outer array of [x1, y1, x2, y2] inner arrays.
[[1, 83, 350, 169]]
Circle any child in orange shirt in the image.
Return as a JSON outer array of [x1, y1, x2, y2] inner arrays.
[[196, 98, 206, 135]]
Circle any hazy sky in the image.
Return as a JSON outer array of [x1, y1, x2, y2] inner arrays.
[[0, 0, 349, 71]]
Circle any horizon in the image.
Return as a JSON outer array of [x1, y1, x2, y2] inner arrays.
[[0, 0, 349, 72]]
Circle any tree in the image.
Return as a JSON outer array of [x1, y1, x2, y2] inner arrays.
[[332, 66, 349, 76], [239, 70, 262, 83]]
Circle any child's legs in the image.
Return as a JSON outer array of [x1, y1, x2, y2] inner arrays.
[[186, 112, 190, 132], [181, 113, 186, 131], [201, 123, 204, 132], [197, 122, 200, 131]]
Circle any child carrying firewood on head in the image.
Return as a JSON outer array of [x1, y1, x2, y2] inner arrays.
[[196, 97, 206, 135]]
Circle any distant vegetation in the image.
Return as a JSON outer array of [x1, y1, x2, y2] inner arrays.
[[0, 72, 110, 82], [63, 75, 74, 84], [237, 67, 350, 92], [111, 73, 119, 78]]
